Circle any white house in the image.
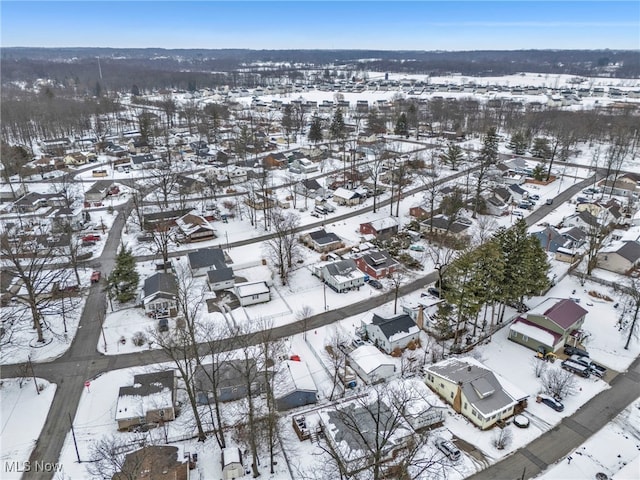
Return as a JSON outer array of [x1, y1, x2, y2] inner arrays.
[[348, 345, 396, 384], [332, 187, 362, 206], [362, 313, 420, 354], [142, 273, 178, 318], [320, 259, 366, 293], [235, 281, 270, 307]]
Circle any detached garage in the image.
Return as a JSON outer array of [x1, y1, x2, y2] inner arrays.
[[348, 345, 396, 384]]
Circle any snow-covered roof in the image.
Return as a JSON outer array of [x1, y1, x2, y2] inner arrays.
[[235, 281, 269, 297], [274, 360, 317, 399], [510, 318, 558, 346], [365, 216, 399, 232], [333, 187, 360, 199], [115, 371, 175, 421], [349, 345, 393, 375]]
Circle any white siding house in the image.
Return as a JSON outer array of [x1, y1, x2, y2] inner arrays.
[[235, 281, 270, 306], [348, 345, 395, 384]]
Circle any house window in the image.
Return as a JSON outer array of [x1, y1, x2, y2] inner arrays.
[[450, 392, 454, 399], [522, 335, 528, 342], [252, 294, 259, 300], [463, 402, 467, 410], [440, 383, 445, 389], [472, 409, 477, 417]]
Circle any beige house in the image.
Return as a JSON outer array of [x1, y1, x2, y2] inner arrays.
[[597, 241, 640, 274], [424, 357, 527, 430]]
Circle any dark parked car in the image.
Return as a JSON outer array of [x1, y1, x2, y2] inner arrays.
[[539, 395, 564, 412], [564, 344, 589, 358], [158, 318, 169, 332], [426, 286, 441, 297], [367, 279, 383, 290]]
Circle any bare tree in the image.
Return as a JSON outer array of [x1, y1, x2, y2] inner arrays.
[[389, 267, 407, 315], [365, 142, 390, 213], [147, 265, 208, 441], [263, 209, 301, 286], [1, 227, 72, 343], [532, 357, 549, 379], [322, 327, 350, 401], [296, 305, 314, 341], [86, 434, 148, 480], [616, 278, 640, 350], [540, 368, 578, 400]]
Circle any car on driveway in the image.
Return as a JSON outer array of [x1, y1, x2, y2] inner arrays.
[[434, 437, 461, 461], [158, 318, 169, 332], [82, 234, 101, 242], [409, 244, 425, 252], [539, 395, 564, 412], [367, 279, 383, 290]]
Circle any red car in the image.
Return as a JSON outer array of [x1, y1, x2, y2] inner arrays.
[[91, 271, 101, 283], [82, 234, 101, 242]]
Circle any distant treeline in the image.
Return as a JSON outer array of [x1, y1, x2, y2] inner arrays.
[[1, 48, 638, 94]]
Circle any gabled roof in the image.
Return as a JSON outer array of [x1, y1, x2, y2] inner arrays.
[[274, 360, 317, 399], [308, 229, 341, 245], [333, 187, 360, 199], [370, 313, 418, 342], [176, 213, 215, 236], [324, 259, 359, 277], [144, 272, 178, 298], [531, 226, 567, 253], [131, 154, 156, 165], [529, 298, 588, 330], [425, 358, 526, 417], [363, 217, 399, 232], [300, 178, 322, 191], [508, 184, 527, 195], [207, 267, 234, 283], [188, 247, 227, 270], [358, 249, 399, 270], [611, 241, 640, 263]]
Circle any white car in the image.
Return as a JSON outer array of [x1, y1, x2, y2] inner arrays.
[[435, 437, 461, 461], [513, 210, 525, 218]]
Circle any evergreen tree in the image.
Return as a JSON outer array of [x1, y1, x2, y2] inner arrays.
[[108, 246, 139, 303], [531, 137, 551, 159], [532, 164, 546, 181], [480, 127, 499, 164], [407, 103, 419, 139], [508, 131, 529, 155], [394, 112, 408, 137], [308, 116, 323, 144], [440, 143, 464, 170], [282, 104, 293, 147], [329, 108, 346, 141]]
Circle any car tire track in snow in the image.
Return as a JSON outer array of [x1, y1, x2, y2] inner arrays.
[[523, 411, 554, 433]]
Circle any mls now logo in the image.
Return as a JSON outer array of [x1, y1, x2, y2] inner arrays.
[[4, 461, 63, 473]]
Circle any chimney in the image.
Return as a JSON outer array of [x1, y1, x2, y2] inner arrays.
[[467, 365, 472, 372], [416, 305, 424, 330]]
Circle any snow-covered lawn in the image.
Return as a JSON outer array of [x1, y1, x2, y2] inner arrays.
[[0, 378, 57, 479], [536, 397, 640, 480]]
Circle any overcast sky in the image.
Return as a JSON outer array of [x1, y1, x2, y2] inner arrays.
[[2, 1, 639, 50]]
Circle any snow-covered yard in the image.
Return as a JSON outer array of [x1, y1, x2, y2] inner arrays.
[[0, 378, 57, 479]]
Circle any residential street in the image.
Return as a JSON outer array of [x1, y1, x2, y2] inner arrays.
[[1, 170, 618, 480]]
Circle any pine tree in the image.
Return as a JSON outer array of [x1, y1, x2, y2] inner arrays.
[[329, 108, 346, 141], [394, 112, 408, 137], [531, 137, 551, 159], [440, 143, 464, 170], [108, 246, 139, 303], [308, 116, 323, 144], [282, 104, 293, 147], [508, 131, 529, 155], [480, 127, 499, 164]]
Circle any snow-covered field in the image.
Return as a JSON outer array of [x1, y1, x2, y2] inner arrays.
[[0, 378, 57, 479]]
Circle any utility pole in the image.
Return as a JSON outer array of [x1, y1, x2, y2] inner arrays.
[[69, 412, 81, 463], [28, 356, 39, 395]]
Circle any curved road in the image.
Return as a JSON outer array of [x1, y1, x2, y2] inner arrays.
[[1, 168, 610, 480]]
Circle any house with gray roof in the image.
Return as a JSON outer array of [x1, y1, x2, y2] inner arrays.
[[302, 229, 343, 253], [354, 249, 399, 279], [318, 397, 413, 476], [320, 259, 366, 293], [193, 359, 264, 404], [142, 272, 178, 318], [508, 298, 589, 352], [115, 370, 177, 431], [295, 178, 325, 198], [424, 357, 527, 430], [273, 360, 318, 411], [363, 313, 420, 354], [188, 248, 235, 290], [597, 240, 640, 274], [531, 226, 569, 253], [420, 214, 471, 239]]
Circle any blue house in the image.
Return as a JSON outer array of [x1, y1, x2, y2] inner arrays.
[[274, 360, 318, 411]]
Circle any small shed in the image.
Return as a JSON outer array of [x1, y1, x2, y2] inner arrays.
[[235, 281, 270, 307], [222, 447, 244, 480]]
